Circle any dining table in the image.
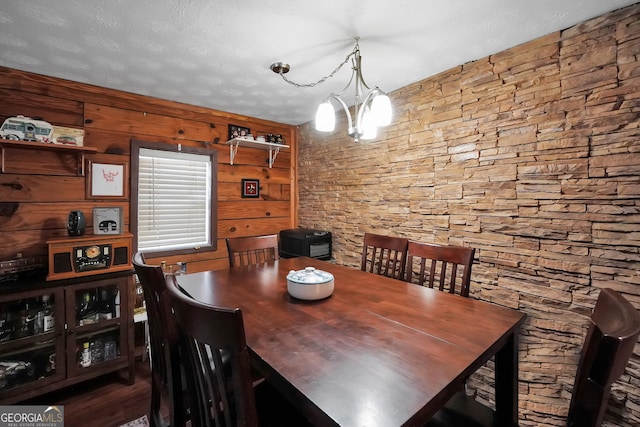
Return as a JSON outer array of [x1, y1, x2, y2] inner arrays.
[[175, 256, 526, 427]]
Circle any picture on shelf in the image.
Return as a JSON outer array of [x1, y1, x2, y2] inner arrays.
[[228, 124, 250, 140]]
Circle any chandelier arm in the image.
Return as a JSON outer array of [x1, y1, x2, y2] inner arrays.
[[354, 48, 373, 92], [355, 87, 380, 131], [327, 94, 354, 134], [332, 60, 358, 98]]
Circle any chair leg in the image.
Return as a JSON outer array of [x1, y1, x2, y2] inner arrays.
[[149, 375, 163, 427]]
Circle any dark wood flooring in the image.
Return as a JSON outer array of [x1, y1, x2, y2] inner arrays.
[[23, 359, 154, 427]]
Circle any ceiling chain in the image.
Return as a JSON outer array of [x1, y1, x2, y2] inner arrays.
[[274, 41, 360, 88]]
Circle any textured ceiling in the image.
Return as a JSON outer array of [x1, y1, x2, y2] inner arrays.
[[0, 0, 636, 126]]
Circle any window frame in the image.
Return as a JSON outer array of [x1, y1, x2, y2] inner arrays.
[[130, 139, 217, 258]]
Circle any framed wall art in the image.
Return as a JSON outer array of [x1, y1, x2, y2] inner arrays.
[[228, 124, 250, 140], [241, 179, 260, 198], [93, 207, 124, 235], [86, 160, 129, 200]]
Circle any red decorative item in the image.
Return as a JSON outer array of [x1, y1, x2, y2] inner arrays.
[[241, 179, 259, 198]]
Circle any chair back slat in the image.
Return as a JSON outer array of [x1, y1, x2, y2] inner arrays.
[[361, 233, 409, 280], [226, 234, 279, 267], [405, 241, 475, 297], [132, 251, 185, 427], [165, 274, 259, 427], [567, 288, 640, 427]]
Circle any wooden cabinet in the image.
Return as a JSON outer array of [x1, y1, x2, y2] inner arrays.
[[0, 271, 134, 403]]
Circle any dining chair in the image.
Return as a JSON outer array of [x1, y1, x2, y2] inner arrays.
[[426, 288, 640, 427], [226, 234, 280, 267], [164, 274, 310, 427], [405, 241, 476, 297], [361, 232, 409, 280], [132, 251, 187, 427]]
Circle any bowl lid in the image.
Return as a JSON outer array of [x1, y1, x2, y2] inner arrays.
[[286, 266, 334, 284]]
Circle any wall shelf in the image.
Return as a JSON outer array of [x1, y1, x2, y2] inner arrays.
[[225, 137, 289, 168], [0, 138, 98, 176]]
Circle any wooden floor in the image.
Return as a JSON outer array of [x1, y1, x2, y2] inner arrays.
[[23, 359, 154, 427]]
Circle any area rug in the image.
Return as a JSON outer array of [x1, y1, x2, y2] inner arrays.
[[117, 415, 149, 427]]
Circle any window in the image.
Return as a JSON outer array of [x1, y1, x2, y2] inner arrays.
[[131, 140, 217, 257]]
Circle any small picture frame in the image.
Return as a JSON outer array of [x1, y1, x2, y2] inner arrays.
[[229, 124, 250, 140], [86, 160, 129, 200], [93, 207, 124, 235], [241, 179, 260, 198]]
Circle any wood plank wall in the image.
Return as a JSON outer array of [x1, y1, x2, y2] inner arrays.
[[297, 4, 640, 427], [0, 67, 297, 272]]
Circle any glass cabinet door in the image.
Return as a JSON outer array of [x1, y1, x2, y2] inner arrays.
[[65, 275, 129, 377], [0, 287, 65, 398]]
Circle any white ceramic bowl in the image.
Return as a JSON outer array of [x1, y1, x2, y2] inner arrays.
[[286, 267, 334, 301]]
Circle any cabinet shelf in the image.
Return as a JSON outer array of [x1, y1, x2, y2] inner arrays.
[[0, 334, 57, 356], [0, 138, 98, 176], [225, 137, 289, 168], [75, 322, 120, 337]]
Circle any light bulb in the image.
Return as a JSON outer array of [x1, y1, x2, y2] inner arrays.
[[370, 93, 392, 126], [315, 101, 335, 132], [360, 106, 377, 140]]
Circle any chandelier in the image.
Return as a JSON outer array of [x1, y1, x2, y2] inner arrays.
[[270, 37, 392, 142]]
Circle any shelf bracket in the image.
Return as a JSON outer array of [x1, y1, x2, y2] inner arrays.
[[229, 140, 240, 166], [225, 137, 289, 169], [268, 146, 281, 168], [78, 153, 86, 176]]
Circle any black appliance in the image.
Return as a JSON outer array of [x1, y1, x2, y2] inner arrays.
[[279, 228, 332, 260], [67, 210, 85, 236], [0, 256, 47, 285]]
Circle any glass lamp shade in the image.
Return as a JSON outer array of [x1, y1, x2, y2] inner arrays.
[[315, 101, 336, 132], [360, 106, 377, 140], [370, 93, 392, 126]]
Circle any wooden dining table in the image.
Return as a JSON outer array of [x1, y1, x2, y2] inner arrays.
[[175, 257, 526, 427]]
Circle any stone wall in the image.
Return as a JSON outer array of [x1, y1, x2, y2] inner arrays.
[[297, 5, 640, 426]]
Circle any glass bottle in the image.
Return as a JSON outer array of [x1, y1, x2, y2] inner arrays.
[[103, 338, 117, 360], [76, 293, 88, 326], [31, 297, 44, 335], [90, 338, 104, 364], [25, 300, 36, 336], [80, 342, 91, 367], [15, 300, 31, 338], [0, 306, 12, 343], [98, 289, 113, 320], [114, 290, 121, 319], [78, 292, 97, 326], [134, 284, 144, 310], [42, 294, 54, 333]]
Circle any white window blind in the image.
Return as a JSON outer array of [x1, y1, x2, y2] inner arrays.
[[137, 148, 212, 252]]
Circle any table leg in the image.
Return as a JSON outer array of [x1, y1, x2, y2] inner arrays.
[[494, 331, 519, 426]]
